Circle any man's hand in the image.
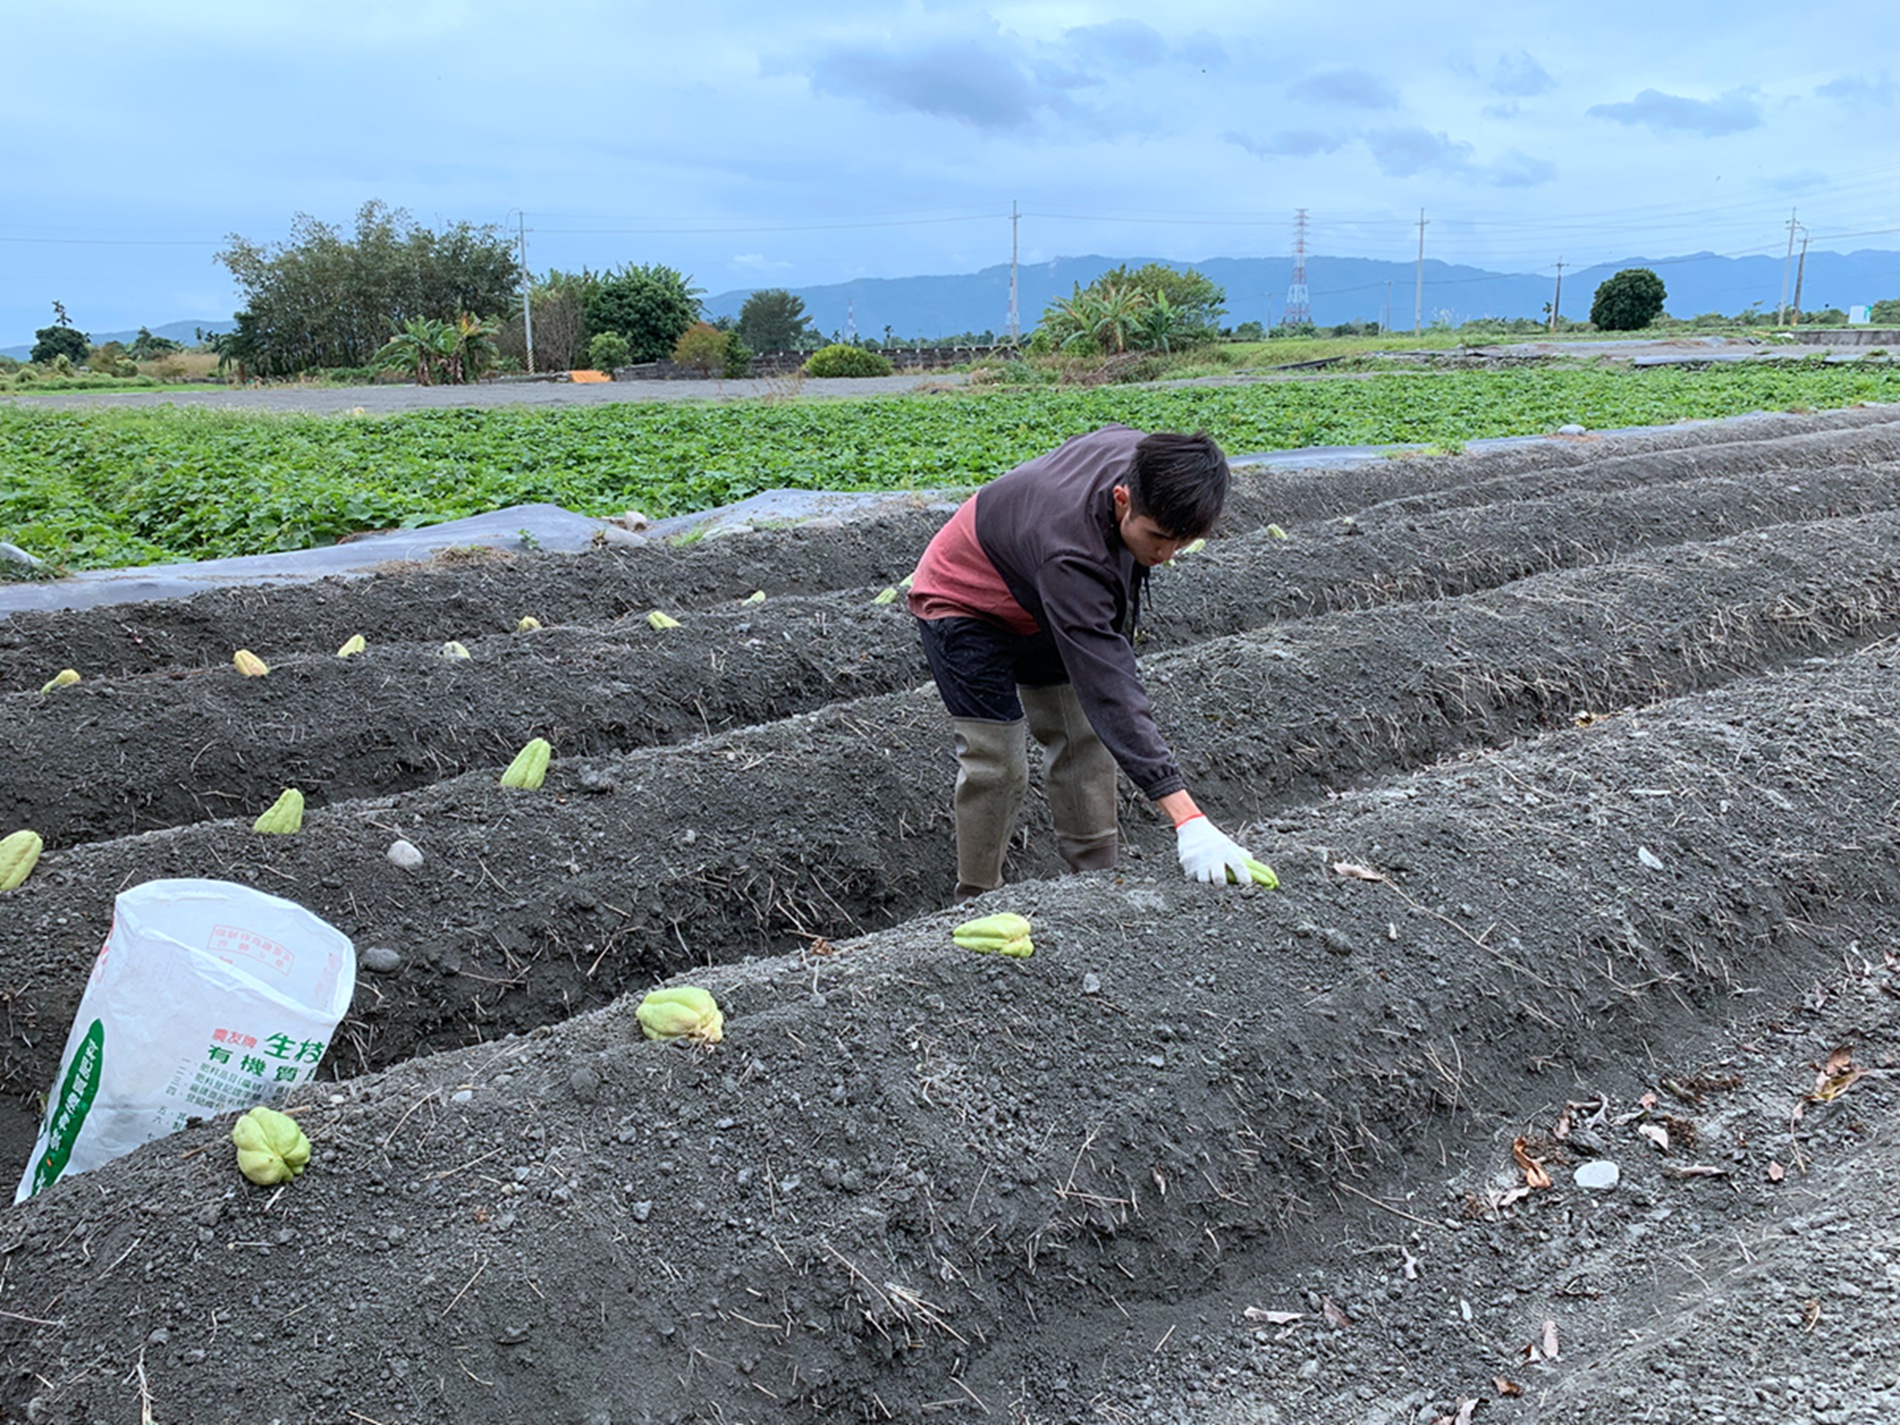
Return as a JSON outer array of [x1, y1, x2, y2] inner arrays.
[[1175, 815, 1253, 884]]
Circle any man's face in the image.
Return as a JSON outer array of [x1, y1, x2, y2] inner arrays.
[[1113, 485, 1189, 566]]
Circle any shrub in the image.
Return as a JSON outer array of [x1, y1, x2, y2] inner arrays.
[[1590, 268, 1667, 331], [671, 322, 729, 376], [723, 330, 752, 379], [31, 323, 89, 366], [587, 331, 631, 373], [804, 344, 893, 378]]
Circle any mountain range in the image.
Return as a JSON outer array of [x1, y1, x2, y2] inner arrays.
[[7, 250, 1897, 361], [700, 249, 1900, 342]]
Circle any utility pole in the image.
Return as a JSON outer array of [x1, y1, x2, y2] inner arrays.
[[1007, 200, 1020, 345], [1549, 258, 1565, 332], [1776, 209, 1798, 326], [516, 212, 534, 374], [1384, 280, 1392, 334], [1791, 226, 1811, 325], [1413, 209, 1429, 335]]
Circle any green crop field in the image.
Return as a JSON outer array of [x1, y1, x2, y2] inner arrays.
[[3, 363, 1897, 571]]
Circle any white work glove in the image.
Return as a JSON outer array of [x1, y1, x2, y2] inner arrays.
[[1175, 815, 1253, 884]]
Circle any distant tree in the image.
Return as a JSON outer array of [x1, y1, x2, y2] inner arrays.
[[1230, 320, 1265, 342], [1589, 268, 1667, 331], [127, 327, 183, 360], [1097, 263, 1227, 336], [672, 322, 729, 376], [583, 264, 702, 363], [494, 271, 591, 373], [723, 330, 752, 378], [1038, 264, 1224, 354], [737, 288, 811, 352], [1867, 297, 1900, 324], [30, 302, 89, 365], [217, 201, 518, 376]]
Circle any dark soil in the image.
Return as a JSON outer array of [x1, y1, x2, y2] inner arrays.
[[2, 406, 1899, 1425], [9, 429, 1900, 850]]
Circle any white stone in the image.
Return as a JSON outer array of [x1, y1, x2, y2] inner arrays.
[[387, 839, 424, 870], [1575, 1159, 1621, 1190]]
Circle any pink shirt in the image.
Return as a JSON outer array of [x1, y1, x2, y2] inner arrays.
[[906, 493, 1040, 635]]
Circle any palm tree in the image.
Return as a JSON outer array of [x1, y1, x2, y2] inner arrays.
[[374, 317, 454, 385], [445, 314, 500, 384], [1085, 281, 1150, 354]]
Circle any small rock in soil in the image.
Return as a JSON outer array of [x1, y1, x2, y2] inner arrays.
[[1575, 1159, 1621, 1190], [361, 946, 404, 974], [386, 839, 424, 870]]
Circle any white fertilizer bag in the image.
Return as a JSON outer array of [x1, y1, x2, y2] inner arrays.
[[15, 878, 355, 1203]]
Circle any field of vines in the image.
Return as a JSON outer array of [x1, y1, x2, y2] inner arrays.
[[4, 362, 1899, 570]]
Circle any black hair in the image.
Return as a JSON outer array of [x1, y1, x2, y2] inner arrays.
[[1128, 431, 1229, 539]]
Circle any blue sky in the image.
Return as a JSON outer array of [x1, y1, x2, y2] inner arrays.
[[4, 0, 1896, 345]]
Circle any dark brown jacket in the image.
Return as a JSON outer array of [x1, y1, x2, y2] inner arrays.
[[972, 425, 1184, 799]]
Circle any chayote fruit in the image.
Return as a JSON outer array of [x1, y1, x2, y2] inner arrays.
[[636, 986, 724, 1044], [953, 912, 1034, 958], [232, 1105, 311, 1186]]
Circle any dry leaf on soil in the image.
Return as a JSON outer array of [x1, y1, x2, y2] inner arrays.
[[1331, 861, 1386, 882], [1660, 1163, 1729, 1180], [1494, 1377, 1524, 1397], [1809, 1047, 1865, 1102], [1242, 1307, 1304, 1325], [1512, 1137, 1553, 1189], [1431, 1399, 1478, 1425], [1320, 1296, 1354, 1329], [1638, 1122, 1671, 1153]]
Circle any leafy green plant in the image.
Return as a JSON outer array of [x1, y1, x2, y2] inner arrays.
[[587, 331, 631, 373], [375, 318, 455, 386]]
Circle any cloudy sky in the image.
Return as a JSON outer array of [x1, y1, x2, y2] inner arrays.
[[5, 0, 1896, 345]]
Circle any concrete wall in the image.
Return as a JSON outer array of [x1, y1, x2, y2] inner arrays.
[[615, 345, 1020, 381], [1780, 327, 1900, 347]]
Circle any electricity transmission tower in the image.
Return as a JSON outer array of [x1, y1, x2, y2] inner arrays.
[[1283, 210, 1312, 328]]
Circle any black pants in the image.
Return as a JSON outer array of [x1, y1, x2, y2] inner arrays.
[[915, 615, 1067, 720]]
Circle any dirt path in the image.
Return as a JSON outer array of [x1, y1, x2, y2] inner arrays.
[[2, 371, 967, 416]]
